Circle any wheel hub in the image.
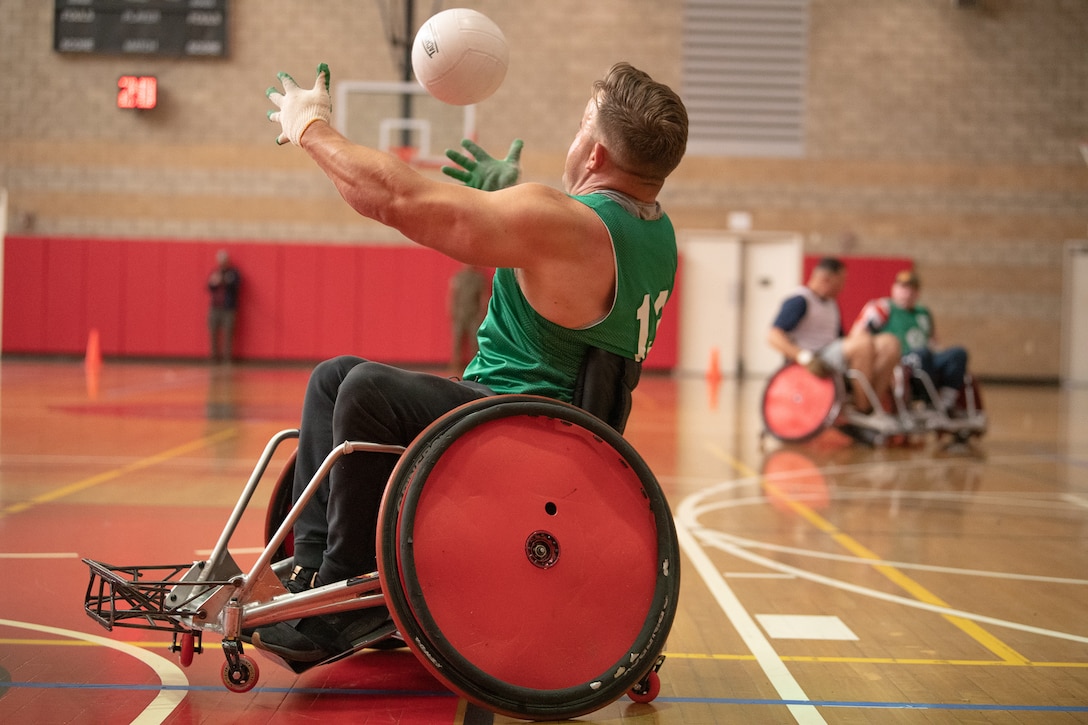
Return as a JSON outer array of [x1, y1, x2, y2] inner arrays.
[[525, 530, 560, 569]]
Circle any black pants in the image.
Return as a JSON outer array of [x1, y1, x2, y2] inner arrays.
[[291, 356, 493, 585]]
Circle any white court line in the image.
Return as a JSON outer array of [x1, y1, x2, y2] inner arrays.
[[756, 614, 858, 641], [0, 618, 187, 725], [695, 527, 1088, 646], [689, 484, 1082, 520], [195, 546, 265, 556], [0, 552, 79, 559], [1062, 493, 1088, 510], [675, 472, 1088, 585], [712, 530, 1088, 586], [675, 521, 826, 724], [0, 453, 253, 471]]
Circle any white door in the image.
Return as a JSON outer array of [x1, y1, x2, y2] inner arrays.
[[740, 234, 803, 378], [1062, 241, 1088, 385], [677, 233, 742, 376]]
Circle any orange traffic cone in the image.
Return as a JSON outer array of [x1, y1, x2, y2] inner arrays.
[[706, 347, 721, 409], [706, 347, 721, 384], [85, 328, 102, 399]]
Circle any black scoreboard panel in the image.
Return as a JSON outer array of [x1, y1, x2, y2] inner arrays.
[[54, 0, 228, 57]]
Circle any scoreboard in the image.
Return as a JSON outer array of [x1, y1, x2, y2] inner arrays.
[[54, 0, 228, 57]]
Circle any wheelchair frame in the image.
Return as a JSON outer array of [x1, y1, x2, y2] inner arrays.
[[83, 395, 678, 721], [761, 362, 988, 447]]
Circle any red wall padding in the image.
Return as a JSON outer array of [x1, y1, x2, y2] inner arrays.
[[3, 237, 678, 369]]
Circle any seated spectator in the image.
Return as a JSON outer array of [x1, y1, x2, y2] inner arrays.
[[851, 269, 969, 411], [768, 257, 899, 413]]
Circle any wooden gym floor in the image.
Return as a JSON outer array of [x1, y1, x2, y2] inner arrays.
[[0, 357, 1086, 724]]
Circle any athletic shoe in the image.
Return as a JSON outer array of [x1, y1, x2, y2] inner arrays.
[[251, 606, 392, 663], [283, 565, 318, 593]]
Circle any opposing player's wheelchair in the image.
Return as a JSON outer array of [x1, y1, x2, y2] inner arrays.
[[82, 350, 678, 721], [760, 361, 987, 447]]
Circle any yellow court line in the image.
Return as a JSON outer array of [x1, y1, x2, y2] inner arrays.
[[452, 698, 469, 725], [0, 428, 238, 518], [709, 444, 1031, 666]]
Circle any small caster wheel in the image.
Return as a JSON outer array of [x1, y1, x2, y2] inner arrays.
[[178, 632, 195, 667], [222, 653, 259, 693], [628, 670, 660, 703]]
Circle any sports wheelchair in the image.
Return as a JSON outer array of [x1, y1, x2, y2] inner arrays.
[[760, 360, 987, 447], [82, 351, 678, 721]]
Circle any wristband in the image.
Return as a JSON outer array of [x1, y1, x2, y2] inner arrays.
[[796, 349, 813, 366]]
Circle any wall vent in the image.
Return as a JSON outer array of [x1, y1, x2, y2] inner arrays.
[[682, 0, 809, 157]]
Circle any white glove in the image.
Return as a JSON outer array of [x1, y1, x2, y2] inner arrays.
[[796, 349, 832, 378], [266, 63, 332, 146]]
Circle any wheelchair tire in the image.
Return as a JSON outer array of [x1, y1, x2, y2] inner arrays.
[[377, 395, 679, 721], [761, 364, 844, 443], [263, 449, 297, 562]]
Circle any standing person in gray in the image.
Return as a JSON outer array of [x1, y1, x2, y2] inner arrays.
[[448, 264, 490, 372]]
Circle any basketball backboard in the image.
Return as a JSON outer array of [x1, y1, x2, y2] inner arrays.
[[333, 80, 477, 167]]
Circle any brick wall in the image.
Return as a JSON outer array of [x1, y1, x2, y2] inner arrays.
[[1, 0, 1086, 379]]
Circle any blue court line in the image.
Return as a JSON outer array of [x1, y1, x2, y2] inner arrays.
[[3, 681, 1087, 713]]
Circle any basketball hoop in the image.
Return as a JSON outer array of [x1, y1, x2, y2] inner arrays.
[[333, 80, 477, 170], [391, 146, 417, 163]]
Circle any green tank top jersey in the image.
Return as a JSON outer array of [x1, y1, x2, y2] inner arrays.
[[463, 192, 677, 402], [885, 303, 934, 352]]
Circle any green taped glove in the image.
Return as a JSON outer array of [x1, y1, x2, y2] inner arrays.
[[266, 63, 332, 146], [442, 138, 523, 191]]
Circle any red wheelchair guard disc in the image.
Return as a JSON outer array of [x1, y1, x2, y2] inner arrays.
[[398, 414, 660, 691], [763, 364, 839, 442]]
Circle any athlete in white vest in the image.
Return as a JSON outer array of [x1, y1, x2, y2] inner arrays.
[[768, 257, 898, 413]]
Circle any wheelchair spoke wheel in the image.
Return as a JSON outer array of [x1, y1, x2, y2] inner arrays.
[[762, 364, 843, 443], [377, 396, 679, 721]]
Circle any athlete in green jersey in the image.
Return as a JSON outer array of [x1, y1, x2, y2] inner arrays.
[[852, 269, 969, 408], [255, 62, 688, 662], [465, 191, 676, 401], [861, 295, 934, 353]]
